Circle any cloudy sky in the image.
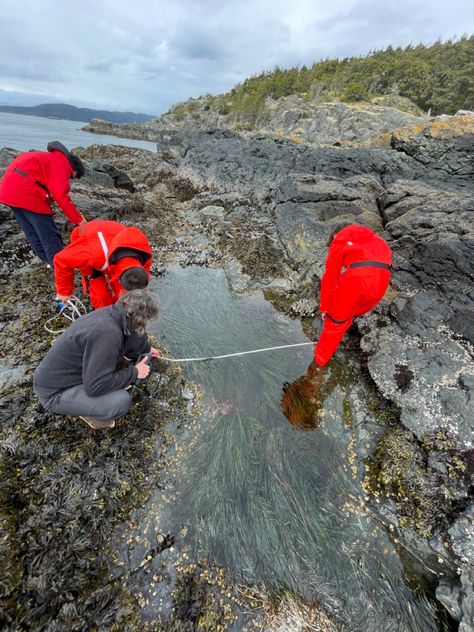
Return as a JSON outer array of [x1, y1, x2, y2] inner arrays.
[[0, 0, 473, 115]]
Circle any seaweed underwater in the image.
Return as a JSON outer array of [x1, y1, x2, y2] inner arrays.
[[152, 266, 447, 632]]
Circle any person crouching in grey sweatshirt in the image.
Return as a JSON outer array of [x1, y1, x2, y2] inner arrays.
[[34, 289, 160, 429]]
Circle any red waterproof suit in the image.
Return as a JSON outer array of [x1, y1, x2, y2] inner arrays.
[[0, 150, 83, 224], [54, 220, 152, 308], [314, 224, 392, 366]]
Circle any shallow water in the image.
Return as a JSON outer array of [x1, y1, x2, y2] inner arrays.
[[150, 266, 444, 631], [0, 111, 156, 152]]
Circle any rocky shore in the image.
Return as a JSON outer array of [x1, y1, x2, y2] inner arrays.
[[1, 105, 473, 630], [83, 94, 428, 147]]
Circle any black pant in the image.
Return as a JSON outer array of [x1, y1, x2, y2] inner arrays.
[[12, 207, 63, 267]]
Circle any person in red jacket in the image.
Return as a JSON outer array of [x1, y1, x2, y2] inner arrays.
[[0, 141, 86, 267], [54, 219, 153, 308], [314, 222, 392, 367]]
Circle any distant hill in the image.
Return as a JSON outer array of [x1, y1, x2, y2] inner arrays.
[[0, 103, 156, 124], [173, 36, 473, 130]]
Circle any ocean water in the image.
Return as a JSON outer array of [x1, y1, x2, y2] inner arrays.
[[0, 111, 156, 152]]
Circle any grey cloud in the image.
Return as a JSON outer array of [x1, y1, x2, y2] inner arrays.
[[0, 0, 472, 113], [0, 89, 63, 106], [175, 35, 227, 61], [84, 60, 116, 73], [0, 63, 60, 83]]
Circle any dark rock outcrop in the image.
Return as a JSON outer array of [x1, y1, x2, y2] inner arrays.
[[87, 158, 136, 191], [390, 113, 474, 177], [360, 178, 474, 449]]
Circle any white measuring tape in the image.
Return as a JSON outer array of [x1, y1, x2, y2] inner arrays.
[[160, 341, 315, 363]]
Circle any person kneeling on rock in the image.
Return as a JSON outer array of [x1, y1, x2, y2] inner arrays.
[[313, 222, 392, 367], [54, 219, 152, 309], [33, 289, 160, 429]]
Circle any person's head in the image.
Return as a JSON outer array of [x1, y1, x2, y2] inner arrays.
[[119, 266, 149, 291], [326, 221, 353, 247], [69, 154, 85, 179], [47, 140, 85, 179], [119, 289, 159, 336]]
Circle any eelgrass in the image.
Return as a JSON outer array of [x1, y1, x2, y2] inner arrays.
[[154, 266, 447, 631], [169, 389, 441, 631]]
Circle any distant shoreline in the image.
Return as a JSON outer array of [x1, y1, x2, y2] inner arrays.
[[0, 112, 88, 124], [0, 102, 156, 125], [0, 111, 157, 152]]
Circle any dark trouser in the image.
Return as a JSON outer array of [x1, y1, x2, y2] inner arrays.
[[11, 207, 64, 267], [37, 384, 132, 421]]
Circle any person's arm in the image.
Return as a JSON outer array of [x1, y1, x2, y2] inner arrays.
[[82, 329, 138, 397], [46, 161, 84, 225], [319, 241, 344, 313], [123, 333, 160, 360], [53, 242, 90, 299], [124, 332, 151, 362]]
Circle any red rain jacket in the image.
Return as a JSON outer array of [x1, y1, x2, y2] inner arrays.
[[314, 224, 392, 366], [54, 219, 152, 308], [0, 149, 83, 224]]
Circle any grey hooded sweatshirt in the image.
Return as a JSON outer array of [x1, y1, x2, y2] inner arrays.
[[34, 303, 148, 401]]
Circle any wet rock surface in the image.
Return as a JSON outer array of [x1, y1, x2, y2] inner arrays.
[[1, 107, 473, 630]]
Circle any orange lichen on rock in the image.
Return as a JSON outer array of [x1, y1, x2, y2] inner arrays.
[[392, 114, 474, 143]]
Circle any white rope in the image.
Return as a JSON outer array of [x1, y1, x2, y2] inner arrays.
[[161, 341, 315, 363], [44, 296, 88, 334]]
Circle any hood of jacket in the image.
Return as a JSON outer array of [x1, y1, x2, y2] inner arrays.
[[332, 224, 376, 246], [331, 223, 392, 268], [108, 227, 152, 262]]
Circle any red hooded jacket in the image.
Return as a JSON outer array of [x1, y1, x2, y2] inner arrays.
[[54, 219, 152, 307], [314, 224, 392, 366], [0, 149, 83, 224]]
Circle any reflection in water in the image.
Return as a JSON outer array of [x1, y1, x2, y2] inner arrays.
[[150, 267, 444, 632]]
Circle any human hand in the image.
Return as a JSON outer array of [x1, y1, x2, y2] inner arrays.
[[56, 294, 72, 304], [136, 356, 151, 380], [150, 346, 161, 359], [321, 312, 326, 320], [78, 217, 87, 226]]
